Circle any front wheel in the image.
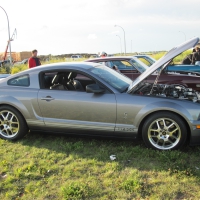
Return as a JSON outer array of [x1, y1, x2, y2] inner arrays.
[[0, 106, 28, 140], [142, 112, 187, 150]]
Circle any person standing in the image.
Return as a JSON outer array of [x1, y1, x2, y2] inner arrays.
[[192, 47, 200, 64], [28, 49, 41, 68], [100, 51, 107, 58], [181, 48, 196, 64]]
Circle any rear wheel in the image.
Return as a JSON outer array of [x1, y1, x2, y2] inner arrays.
[[0, 106, 28, 140], [142, 112, 187, 150]]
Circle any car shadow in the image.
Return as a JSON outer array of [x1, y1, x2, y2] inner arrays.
[[16, 131, 200, 175]]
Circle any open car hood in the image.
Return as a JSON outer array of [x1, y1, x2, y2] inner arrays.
[[127, 37, 199, 93]]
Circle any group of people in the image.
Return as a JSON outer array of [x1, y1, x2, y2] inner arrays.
[[182, 47, 200, 65]]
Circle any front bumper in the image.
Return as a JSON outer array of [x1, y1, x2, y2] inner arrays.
[[189, 124, 200, 146]]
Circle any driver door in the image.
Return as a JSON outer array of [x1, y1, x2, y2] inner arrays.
[[37, 71, 117, 134]]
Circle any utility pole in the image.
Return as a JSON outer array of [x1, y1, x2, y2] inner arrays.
[[0, 6, 12, 65]]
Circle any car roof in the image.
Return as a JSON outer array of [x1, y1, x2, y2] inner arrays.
[[86, 56, 134, 62], [24, 62, 101, 73], [1, 62, 102, 81]]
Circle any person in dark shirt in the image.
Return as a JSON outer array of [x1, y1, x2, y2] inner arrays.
[[181, 48, 196, 64], [28, 49, 41, 68], [192, 47, 200, 65]]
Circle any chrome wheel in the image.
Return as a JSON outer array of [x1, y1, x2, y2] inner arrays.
[[0, 110, 20, 138], [147, 118, 181, 150]]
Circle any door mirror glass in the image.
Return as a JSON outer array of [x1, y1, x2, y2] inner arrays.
[[195, 61, 200, 66], [86, 84, 105, 94]]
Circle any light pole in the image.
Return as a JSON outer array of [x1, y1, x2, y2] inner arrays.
[[116, 35, 122, 55], [179, 31, 186, 41], [0, 6, 12, 65], [115, 25, 126, 55], [131, 40, 132, 54]]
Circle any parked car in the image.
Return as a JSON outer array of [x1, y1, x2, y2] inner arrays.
[[14, 58, 28, 66], [0, 37, 200, 150], [86, 54, 200, 92], [0, 74, 10, 80], [135, 54, 200, 73], [0, 60, 11, 67], [71, 55, 82, 59]]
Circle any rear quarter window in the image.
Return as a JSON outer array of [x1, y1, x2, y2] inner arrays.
[[7, 74, 30, 87]]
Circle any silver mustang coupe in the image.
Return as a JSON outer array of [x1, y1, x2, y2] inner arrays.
[[0, 38, 200, 150]]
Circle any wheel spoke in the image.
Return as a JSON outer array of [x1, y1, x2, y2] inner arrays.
[[168, 138, 174, 144], [8, 128, 14, 135], [170, 134, 178, 139], [5, 112, 10, 120], [156, 121, 161, 130], [169, 128, 178, 135], [11, 122, 19, 125], [167, 122, 175, 129], [162, 119, 167, 128], [0, 113, 6, 120], [149, 128, 159, 132], [10, 115, 14, 121], [2, 129, 8, 135], [151, 135, 158, 138]]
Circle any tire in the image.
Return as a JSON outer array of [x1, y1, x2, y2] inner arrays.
[[142, 112, 187, 150], [0, 106, 28, 140]]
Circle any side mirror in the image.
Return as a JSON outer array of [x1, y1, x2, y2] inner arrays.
[[195, 61, 200, 66], [86, 84, 105, 94]]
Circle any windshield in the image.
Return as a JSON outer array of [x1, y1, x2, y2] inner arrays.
[[145, 56, 156, 64], [130, 58, 149, 73], [90, 65, 132, 92]]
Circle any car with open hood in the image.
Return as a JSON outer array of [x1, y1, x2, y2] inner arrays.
[[0, 37, 200, 150], [86, 50, 200, 92]]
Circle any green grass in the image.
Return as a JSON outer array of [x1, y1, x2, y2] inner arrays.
[[9, 58, 86, 74], [1, 133, 200, 199], [151, 50, 192, 63]]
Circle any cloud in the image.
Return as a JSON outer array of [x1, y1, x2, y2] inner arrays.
[[87, 34, 97, 40], [108, 30, 120, 35]]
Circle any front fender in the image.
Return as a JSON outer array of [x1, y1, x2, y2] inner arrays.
[[134, 101, 193, 127]]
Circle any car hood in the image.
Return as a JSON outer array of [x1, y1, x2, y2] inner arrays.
[[127, 37, 199, 93]]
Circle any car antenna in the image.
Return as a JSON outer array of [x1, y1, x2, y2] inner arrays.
[[149, 60, 172, 95]]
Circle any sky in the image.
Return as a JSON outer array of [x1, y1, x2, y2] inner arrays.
[[0, 0, 200, 55]]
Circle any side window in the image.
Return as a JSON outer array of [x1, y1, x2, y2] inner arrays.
[[97, 61, 112, 68], [40, 71, 109, 93], [112, 61, 136, 70], [7, 74, 30, 87], [138, 58, 151, 67]]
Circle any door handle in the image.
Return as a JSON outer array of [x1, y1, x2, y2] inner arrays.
[[41, 96, 55, 101]]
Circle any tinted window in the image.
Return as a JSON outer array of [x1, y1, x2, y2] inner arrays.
[[97, 61, 112, 68], [7, 74, 30, 87], [138, 57, 151, 66], [111, 60, 136, 70], [130, 59, 149, 72], [90, 65, 132, 92]]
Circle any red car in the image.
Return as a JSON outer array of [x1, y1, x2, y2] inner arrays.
[[86, 56, 200, 91]]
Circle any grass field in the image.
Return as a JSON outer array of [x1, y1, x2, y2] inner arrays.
[[1, 133, 200, 199]]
